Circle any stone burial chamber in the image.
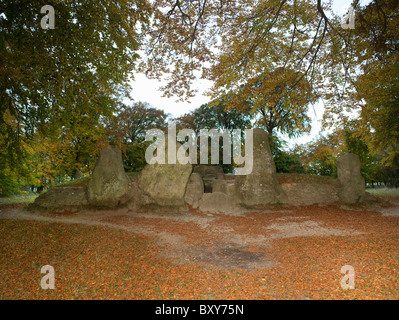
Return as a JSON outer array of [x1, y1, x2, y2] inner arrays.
[[32, 128, 369, 212]]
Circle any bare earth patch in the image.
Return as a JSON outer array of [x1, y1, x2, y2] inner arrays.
[[0, 199, 398, 299]]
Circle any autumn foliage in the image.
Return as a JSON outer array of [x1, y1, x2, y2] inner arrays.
[[1, 0, 398, 195]]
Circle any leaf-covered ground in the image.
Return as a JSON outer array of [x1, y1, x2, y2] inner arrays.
[[0, 199, 398, 300]]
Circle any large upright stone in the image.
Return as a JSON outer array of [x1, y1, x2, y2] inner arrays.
[[184, 173, 204, 208], [87, 146, 132, 207], [337, 153, 365, 204], [138, 141, 192, 207], [234, 128, 286, 207]]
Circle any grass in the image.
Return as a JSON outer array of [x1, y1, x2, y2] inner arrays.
[[0, 193, 38, 207], [367, 187, 399, 200]]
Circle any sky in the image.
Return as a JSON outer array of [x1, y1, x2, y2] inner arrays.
[[129, 0, 372, 148]]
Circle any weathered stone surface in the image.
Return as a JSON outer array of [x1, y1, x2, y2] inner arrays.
[[337, 153, 366, 204], [193, 165, 224, 177], [216, 173, 225, 180], [281, 182, 340, 205], [198, 192, 239, 213], [125, 174, 144, 211], [190, 172, 203, 184], [337, 153, 363, 184], [33, 186, 88, 210], [193, 165, 224, 193], [225, 181, 236, 198], [184, 173, 204, 208], [212, 179, 227, 194], [138, 141, 192, 207], [87, 146, 132, 207], [364, 191, 378, 202], [234, 128, 287, 207], [224, 174, 236, 181]]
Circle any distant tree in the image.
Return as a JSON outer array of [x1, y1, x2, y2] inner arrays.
[[123, 142, 151, 173], [106, 101, 169, 172], [174, 100, 253, 172], [228, 68, 316, 138], [107, 101, 169, 145], [295, 132, 344, 177], [176, 100, 253, 134], [296, 124, 395, 183], [271, 136, 305, 174], [175, 112, 196, 132], [379, 166, 399, 188]]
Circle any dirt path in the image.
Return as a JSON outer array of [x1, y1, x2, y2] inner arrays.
[[1, 200, 398, 271]]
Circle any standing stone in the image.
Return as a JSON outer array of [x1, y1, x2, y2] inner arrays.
[[337, 153, 366, 204], [87, 146, 132, 207], [234, 128, 287, 207], [184, 173, 204, 208], [138, 141, 192, 207]]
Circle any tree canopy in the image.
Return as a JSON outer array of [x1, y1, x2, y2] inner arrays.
[[176, 99, 252, 133], [142, 0, 398, 169], [226, 67, 316, 138], [0, 0, 152, 193], [1, 0, 398, 195], [140, 0, 333, 100]]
